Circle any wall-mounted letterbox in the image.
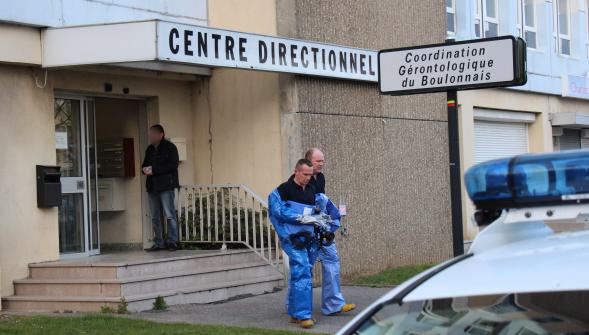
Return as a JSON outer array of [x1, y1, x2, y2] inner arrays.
[[36, 165, 61, 208], [97, 138, 135, 178]]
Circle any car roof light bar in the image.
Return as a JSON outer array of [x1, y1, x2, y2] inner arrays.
[[465, 150, 589, 210]]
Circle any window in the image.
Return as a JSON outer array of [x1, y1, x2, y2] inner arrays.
[[352, 291, 589, 335], [475, 0, 498, 38], [483, 0, 499, 37], [556, 0, 571, 55], [517, 0, 537, 48], [446, 0, 456, 36], [474, 0, 482, 37]]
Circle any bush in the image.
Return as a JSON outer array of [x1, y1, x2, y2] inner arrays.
[[100, 305, 116, 314], [152, 296, 168, 311], [117, 298, 129, 314]]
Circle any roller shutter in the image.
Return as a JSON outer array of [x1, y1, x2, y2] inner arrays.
[[558, 128, 582, 151], [474, 120, 529, 164]]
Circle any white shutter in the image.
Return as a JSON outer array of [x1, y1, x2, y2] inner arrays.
[[474, 120, 529, 164]]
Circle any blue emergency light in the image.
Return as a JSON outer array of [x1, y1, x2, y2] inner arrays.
[[465, 150, 589, 209]]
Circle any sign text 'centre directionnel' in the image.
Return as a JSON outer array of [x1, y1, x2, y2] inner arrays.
[[157, 21, 378, 82]]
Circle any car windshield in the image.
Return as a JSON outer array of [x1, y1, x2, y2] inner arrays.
[[353, 291, 589, 335]]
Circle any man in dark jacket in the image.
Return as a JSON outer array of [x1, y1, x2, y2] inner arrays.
[[142, 124, 180, 251]]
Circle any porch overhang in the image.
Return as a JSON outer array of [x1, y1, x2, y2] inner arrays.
[[41, 21, 210, 76], [550, 112, 589, 128], [41, 20, 378, 82]]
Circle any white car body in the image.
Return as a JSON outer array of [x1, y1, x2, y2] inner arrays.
[[337, 203, 589, 335]]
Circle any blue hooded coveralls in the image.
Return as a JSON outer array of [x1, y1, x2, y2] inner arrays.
[[268, 189, 318, 320], [314, 193, 346, 315], [268, 189, 345, 320]]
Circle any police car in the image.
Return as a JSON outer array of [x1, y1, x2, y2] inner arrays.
[[337, 150, 589, 334]]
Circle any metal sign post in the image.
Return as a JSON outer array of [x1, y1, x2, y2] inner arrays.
[[378, 36, 527, 256]]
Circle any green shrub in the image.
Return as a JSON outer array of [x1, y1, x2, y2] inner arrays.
[[152, 296, 168, 311], [100, 305, 116, 314], [117, 297, 129, 314]]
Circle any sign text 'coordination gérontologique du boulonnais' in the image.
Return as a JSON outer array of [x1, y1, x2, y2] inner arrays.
[[378, 36, 524, 95]]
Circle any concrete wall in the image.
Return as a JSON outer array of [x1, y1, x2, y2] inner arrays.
[[0, 65, 58, 298], [95, 98, 143, 248], [278, 0, 454, 277], [0, 0, 207, 27], [196, 0, 283, 197]]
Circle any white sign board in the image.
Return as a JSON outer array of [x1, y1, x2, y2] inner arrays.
[[55, 131, 68, 150], [157, 21, 378, 82], [378, 36, 522, 95], [563, 75, 589, 100]]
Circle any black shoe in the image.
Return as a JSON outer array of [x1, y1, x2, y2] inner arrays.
[[144, 245, 163, 252], [167, 244, 178, 252]]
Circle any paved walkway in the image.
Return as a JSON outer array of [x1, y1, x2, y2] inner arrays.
[[132, 286, 391, 334]]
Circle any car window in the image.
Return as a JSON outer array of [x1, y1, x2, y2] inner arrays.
[[353, 291, 589, 335]]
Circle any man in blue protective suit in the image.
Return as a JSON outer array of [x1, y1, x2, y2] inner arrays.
[[268, 159, 320, 329], [305, 148, 356, 316]]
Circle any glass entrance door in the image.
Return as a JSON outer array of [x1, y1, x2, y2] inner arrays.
[[54, 97, 100, 256]]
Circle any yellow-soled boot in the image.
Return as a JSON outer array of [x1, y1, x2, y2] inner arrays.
[[299, 319, 315, 329], [340, 303, 356, 313], [289, 318, 315, 328]]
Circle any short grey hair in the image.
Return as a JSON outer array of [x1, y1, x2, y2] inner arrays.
[[304, 148, 322, 160]]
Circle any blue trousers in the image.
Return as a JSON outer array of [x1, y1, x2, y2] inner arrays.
[[282, 239, 318, 320], [318, 242, 346, 315], [148, 189, 179, 247]]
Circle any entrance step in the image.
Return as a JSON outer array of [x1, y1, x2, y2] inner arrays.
[[28, 249, 263, 279], [3, 274, 284, 312], [2, 249, 284, 312]]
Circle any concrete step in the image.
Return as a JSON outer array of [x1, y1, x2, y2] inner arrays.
[[28, 249, 264, 280], [14, 261, 280, 297], [3, 274, 284, 312]]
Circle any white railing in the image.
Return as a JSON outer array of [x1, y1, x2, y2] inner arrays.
[[175, 184, 285, 276]]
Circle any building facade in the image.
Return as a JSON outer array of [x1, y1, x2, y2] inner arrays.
[[447, 0, 589, 239], [0, 0, 454, 308]]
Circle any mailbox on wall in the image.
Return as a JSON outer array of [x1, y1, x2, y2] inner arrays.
[[36, 165, 61, 208]]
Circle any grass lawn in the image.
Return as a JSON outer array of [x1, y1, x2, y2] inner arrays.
[[350, 264, 433, 287], [0, 314, 318, 335]]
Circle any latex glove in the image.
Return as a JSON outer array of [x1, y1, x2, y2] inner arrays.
[[297, 215, 320, 225]]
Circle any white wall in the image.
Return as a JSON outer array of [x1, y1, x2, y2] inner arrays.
[[451, 0, 589, 98], [0, 0, 207, 27]]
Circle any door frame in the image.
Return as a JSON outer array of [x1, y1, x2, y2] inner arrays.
[[55, 94, 100, 259], [56, 91, 154, 254]]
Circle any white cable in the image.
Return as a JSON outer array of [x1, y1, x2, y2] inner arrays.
[[34, 69, 48, 89]]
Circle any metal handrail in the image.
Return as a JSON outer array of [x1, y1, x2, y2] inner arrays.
[[175, 184, 285, 277]]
